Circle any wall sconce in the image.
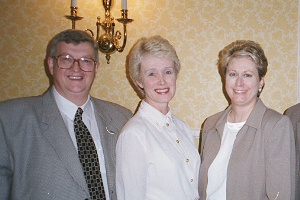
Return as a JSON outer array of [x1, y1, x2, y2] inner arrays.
[[65, 0, 133, 64]]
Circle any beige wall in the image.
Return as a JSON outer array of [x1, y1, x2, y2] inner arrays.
[[0, 1, 298, 138]]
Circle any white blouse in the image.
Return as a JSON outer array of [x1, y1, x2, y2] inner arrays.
[[206, 121, 245, 200], [116, 101, 200, 200]]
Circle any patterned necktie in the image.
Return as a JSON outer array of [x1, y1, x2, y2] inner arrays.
[[74, 108, 106, 200]]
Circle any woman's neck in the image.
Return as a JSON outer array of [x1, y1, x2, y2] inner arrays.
[[228, 105, 254, 123]]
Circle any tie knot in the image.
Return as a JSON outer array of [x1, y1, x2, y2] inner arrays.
[[75, 107, 84, 121]]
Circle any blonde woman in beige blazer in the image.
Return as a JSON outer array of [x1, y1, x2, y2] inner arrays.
[[199, 40, 295, 200]]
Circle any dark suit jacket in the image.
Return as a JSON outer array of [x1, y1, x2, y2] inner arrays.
[[284, 103, 300, 200], [0, 88, 132, 200]]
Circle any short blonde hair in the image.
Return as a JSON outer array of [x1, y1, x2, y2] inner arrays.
[[218, 40, 268, 79], [128, 35, 181, 97]]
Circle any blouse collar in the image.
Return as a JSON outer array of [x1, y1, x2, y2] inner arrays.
[[139, 100, 173, 128]]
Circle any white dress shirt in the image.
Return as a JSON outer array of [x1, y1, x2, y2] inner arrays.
[[116, 100, 200, 200], [52, 87, 110, 199], [206, 121, 245, 200]]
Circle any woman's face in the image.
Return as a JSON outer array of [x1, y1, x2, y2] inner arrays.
[[137, 54, 176, 114], [225, 56, 264, 108]]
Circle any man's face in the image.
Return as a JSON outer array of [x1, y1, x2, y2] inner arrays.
[[48, 42, 99, 105]]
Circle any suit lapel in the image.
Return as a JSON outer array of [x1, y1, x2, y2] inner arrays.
[[92, 98, 118, 196], [40, 89, 89, 194]]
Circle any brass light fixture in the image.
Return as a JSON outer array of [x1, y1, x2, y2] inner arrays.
[[65, 0, 133, 64]]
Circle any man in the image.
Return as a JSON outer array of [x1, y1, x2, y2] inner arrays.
[[284, 103, 300, 199], [0, 29, 132, 200]]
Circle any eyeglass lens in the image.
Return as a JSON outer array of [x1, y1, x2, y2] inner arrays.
[[56, 55, 95, 72]]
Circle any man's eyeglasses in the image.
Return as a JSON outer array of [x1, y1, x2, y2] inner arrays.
[[53, 55, 97, 72]]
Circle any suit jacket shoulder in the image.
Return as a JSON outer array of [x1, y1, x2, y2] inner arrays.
[[285, 103, 300, 121], [92, 98, 132, 120], [91, 98, 132, 134], [285, 103, 300, 114], [0, 94, 44, 117]]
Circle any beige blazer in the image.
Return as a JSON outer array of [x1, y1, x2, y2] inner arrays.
[[199, 99, 296, 200]]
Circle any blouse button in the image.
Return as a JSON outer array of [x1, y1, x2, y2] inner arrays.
[[190, 179, 194, 182], [186, 159, 189, 163], [166, 123, 169, 127], [176, 140, 179, 143]]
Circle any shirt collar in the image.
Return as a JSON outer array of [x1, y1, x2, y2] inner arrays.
[[52, 86, 92, 121], [139, 100, 173, 128]]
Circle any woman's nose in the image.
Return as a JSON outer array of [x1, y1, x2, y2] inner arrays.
[[158, 74, 166, 85], [236, 75, 244, 86]]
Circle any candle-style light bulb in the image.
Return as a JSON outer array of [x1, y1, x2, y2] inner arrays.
[[121, 0, 127, 10], [71, 0, 77, 7]]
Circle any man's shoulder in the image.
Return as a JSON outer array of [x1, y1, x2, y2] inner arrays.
[[285, 103, 300, 115], [92, 98, 129, 111], [91, 98, 132, 118], [0, 94, 47, 124], [284, 103, 300, 121], [0, 95, 43, 110]]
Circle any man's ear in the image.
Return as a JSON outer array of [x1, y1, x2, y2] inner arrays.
[[48, 57, 54, 75]]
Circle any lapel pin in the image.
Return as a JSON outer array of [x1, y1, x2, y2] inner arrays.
[[106, 127, 115, 134]]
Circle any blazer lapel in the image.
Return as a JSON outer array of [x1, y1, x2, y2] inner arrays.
[[40, 89, 89, 194]]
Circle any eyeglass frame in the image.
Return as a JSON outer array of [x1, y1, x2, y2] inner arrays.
[[52, 54, 97, 72]]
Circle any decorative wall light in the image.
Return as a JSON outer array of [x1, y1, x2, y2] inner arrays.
[[65, 0, 133, 64]]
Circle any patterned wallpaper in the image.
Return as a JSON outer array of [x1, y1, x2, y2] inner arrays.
[[0, 0, 298, 136]]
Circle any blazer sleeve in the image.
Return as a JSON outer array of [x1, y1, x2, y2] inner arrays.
[[265, 115, 296, 200]]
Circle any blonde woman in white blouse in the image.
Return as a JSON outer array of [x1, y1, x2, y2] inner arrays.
[[116, 35, 200, 200]]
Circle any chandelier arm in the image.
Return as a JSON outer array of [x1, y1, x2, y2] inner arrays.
[[85, 29, 94, 37], [115, 24, 127, 52], [115, 10, 133, 52], [96, 17, 101, 41]]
